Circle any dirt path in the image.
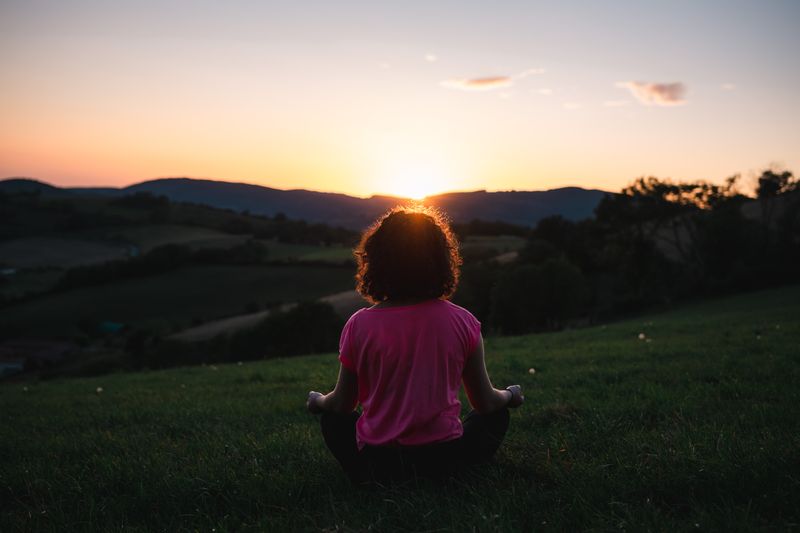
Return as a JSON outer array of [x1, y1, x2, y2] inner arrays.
[[168, 302, 297, 342]]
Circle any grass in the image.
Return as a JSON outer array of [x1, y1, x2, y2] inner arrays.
[[1, 286, 799, 531], [85, 224, 249, 253]]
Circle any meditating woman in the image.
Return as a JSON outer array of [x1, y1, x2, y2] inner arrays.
[[307, 206, 523, 483]]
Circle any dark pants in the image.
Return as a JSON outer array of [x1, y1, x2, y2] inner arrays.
[[320, 408, 510, 484]]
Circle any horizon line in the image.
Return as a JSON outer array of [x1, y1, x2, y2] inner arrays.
[[0, 175, 609, 200]]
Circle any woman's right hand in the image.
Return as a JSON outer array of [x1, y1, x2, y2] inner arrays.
[[506, 385, 524, 408], [307, 391, 324, 414]]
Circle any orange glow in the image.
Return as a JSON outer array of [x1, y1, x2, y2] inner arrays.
[[378, 161, 457, 199], [1, 2, 799, 196]]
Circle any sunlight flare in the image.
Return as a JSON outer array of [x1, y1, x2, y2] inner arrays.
[[379, 162, 455, 200]]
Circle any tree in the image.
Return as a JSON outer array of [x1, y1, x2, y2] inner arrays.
[[489, 258, 589, 334], [757, 169, 797, 231], [757, 169, 796, 199]]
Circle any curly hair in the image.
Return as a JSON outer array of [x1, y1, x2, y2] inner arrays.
[[355, 206, 462, 304]]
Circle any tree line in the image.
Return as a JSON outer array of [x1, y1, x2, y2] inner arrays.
[[453, 169, 800, 334]]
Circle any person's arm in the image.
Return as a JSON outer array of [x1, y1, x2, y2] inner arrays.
[[307, 364, 358, 414], [462, 333, 523, 413]]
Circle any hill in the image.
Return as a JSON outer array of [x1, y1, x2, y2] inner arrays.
[[0, 177, 608, 229], [1, 285, 798, 531]]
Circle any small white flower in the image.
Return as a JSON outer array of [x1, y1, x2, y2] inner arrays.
[[96, 387, 103, 394], [756, 335, 761, 340], [645, 338, 652, 343], [638, 333, 646, 340], [210, 365, 218, 371], [237, 361, 243, 366], [23, 386, 28, 392], [528, 368, 536, 375]]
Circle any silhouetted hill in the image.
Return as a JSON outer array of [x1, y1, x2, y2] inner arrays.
[[0, 177, 608, 229], [0, 178, 72, 196], [123, 178, 401, 230]]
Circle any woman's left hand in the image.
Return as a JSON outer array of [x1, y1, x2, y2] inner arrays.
[[306, 391, 324, 414], [505, 385, 524, 408]]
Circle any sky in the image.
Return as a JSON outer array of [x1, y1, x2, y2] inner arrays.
[[1, 0, 799, 199]]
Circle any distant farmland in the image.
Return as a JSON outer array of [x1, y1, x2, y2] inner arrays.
[[0, 237, 130, 269], [0, 264, 355, 337]]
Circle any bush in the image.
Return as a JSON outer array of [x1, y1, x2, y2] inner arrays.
[[141, 302, 344, 369], [489, 258, 589, 334], [229, 301, 343, 360]]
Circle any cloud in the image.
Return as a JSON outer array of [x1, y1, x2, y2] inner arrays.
[[721, 83, 736, 91], [425, 53, 438, 63], [441, 76, 513, 91], [441, 67, 544, 91], [617, 81, 686, 106], [536, 88, 553, 96], [603, 100, 629, 107], [563, 102, 581, 110]]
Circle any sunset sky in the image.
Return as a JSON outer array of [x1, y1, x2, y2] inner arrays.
[[1, 0, 799, 198]]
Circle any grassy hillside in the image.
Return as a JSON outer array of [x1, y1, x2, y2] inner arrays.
[[1, 286, 799, 531]]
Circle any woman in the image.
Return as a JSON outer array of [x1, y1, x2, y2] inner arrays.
[[307, 206, 523, 483]]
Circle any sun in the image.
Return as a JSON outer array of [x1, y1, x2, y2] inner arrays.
[[381, 163, 453, 200]]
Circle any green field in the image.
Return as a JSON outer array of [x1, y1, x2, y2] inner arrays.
[[0, 264, 355, 336], [1, 286, 799, 531], [79, 224, 250, 253]]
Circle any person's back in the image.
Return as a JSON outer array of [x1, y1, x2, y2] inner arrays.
[[339, 299, 481, 449], [306, 206, 524, 484]]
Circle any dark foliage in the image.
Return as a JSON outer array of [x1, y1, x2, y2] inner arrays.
[[54, 241, 275, 292], [110, 191, 170, 210], [489, 258, 590, 334], [56, 244, 195, 290], [451, 219, 530, 239], [228, 302, 343, 360], [453, 169, 800, 335], [144, 302, 343, 368]]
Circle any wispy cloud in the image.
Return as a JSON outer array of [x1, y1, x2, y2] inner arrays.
[[563, 102, 581, 110], [603, 100, 629, 107], [721, 82, 736, 91], [425, 53, 438, 63], [441, 68, 544, 91], [617, 81, 686, 106], [442, 76, 513, 91], [536, 88, 553, 96]]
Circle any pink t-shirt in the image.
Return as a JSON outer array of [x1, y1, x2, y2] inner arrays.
[[338, 298, 482, 449]]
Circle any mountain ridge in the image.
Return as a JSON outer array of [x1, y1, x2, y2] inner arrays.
[[1, 176, 609, 230]]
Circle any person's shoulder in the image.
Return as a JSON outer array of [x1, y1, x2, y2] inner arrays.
[[440, 299, 479, 321], [345, 307, 368, 325]]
